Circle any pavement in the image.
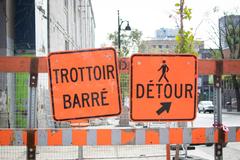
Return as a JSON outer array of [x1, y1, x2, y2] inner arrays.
[[222, 109, 240, 115]]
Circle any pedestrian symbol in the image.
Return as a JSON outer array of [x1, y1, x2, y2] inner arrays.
[[158, 60, 169, 82]]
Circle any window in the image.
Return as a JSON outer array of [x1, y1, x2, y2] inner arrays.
[[65, 40, 69, 50], [158, 45, 162, 48], [73, 0, 76, 23], [64, 0, 68, 8]]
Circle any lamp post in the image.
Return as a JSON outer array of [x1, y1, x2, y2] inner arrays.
[[117, 10, 131, 54], [117, 10, 131, 127]]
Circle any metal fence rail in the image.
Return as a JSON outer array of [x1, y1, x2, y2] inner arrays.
[[0, 127, 240, 146]]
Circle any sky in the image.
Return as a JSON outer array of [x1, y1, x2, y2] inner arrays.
[[91, 0, 240, 49]]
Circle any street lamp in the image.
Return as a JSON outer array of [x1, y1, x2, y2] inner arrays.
[[118, 10, 131, 54]]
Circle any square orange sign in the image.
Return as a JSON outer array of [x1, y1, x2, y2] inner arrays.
[[130, 54, 197, 121], [48, 48, 121, 121]]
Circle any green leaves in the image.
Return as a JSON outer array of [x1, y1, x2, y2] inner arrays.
[[175, 3, 180, 7], [223, 15, 240, 59], [174, 0, 196, 55], [108, 29, 144, 57], [175, 1, 192, 20], [183, 7, 192, 20], [175, 30, 196, 54]]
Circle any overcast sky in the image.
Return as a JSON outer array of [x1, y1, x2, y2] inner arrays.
[[91, 0, 240, 49]]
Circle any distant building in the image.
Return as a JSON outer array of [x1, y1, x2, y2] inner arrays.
[[141, 28, 204, 53], [155, 28, 178, 40], [141, 39, 204, 53], [199, 48, 215, 59], [198, 49, 217, 101]]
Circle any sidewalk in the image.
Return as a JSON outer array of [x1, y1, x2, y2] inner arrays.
[[222, 109, 240, 115]]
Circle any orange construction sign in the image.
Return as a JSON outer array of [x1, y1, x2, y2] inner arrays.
[[130, 54, 198, 121], [48, 48, 121, 121]]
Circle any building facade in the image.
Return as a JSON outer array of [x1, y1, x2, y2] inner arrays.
[[48, 0, 95, 53], [0, 0, 15, 128], [141, 39, 204, 53], [198, 49, 216, 102], [0, 0, 96, 128], [155, 28, 178, 40], [141, 28, 204, 53]]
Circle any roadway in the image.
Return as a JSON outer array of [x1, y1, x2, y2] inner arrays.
[[188, 112, 240, 160]]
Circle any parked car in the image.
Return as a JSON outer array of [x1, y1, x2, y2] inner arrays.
[[198, 101, 214, 113]]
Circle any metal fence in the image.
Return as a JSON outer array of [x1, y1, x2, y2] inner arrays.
[[0, 64, 169, 160], [0, 57, 171, 160], [0, 55, 240, 160], [0, 146, 169, 160]]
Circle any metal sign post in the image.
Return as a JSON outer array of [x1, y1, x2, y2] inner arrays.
[[213, 61, 224, 160], [28, 81, 37, 128], [27, 58, 38, 160]]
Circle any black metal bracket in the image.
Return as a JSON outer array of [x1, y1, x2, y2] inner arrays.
[[27, 130, 36, 160], [30, 57, 38, 88], [214, 60, 224, 160], [214, 60, 223, 88]]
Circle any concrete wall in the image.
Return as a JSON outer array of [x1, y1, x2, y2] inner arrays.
[[35, 0, 95, 128], [49, 0, 95, 52], [0, 0, 7, 93], [0, 0, 14, 56], [35, 0, 48, 56], [0, 0, 96, 128], [0, 0, 7, 55], [0, 0, 15, 128], [35, 0, 96, 54]]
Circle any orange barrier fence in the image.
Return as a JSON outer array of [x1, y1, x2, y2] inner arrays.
[[0, 127, 239, 146], [1, 56, 240, 75]]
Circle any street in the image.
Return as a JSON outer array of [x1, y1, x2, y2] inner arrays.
[[187, 112, 240, 160], [193, 112, 240, 127], [188, 142, 240, 160]]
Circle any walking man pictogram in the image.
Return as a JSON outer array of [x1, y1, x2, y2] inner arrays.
[[158, 60, 169, 82]]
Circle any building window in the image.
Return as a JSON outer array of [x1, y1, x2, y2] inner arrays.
[[73, 0, 76, 23], [158, 45, 162, 48], [64, 0, 68, 8], [152, 45, 156, 48], [65, 40, 69, 50], [166, 45, 169, 48], [65, 7, 69, 34]]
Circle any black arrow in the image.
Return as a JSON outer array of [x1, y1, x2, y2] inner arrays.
[[156, 102, 172, 115]]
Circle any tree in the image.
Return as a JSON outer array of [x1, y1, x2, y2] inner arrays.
[[219, 14, 240, 112], [171, 1, 196, 159], [108, 28, 145, 99], [108, 29, 145, 57], [207, 10, 240, 112], [108, 29, 144, 126], [173, 0, 196, 54]]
